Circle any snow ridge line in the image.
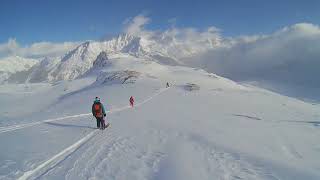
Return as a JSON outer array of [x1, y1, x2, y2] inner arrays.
[[0, 113, 91, 134], [0, 88, 169, 134], [16, 87, 169, 180], [136, 87, 168, 107]]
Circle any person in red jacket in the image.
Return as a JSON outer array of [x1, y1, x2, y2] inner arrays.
[[129, 96, 134, 107], [92, 97, 107, 129]]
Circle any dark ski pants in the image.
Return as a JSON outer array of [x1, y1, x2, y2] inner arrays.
[[95, 117, 105, 128]]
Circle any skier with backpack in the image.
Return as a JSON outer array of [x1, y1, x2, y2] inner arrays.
[[92, 97, 108, 129]]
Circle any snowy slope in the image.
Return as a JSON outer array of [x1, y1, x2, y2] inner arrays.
[[0, 57, 319, 180]]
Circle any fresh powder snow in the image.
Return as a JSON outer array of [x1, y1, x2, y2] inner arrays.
[[0, 54, 319, 180]]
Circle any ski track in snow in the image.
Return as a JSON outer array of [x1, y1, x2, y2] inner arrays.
[[16, 88, 169, 180], [16, 86, 280, 180], [17, 130, 98, 180], [0, 114, 91, 134], [0, 88, 169, 135], [34, 129, 279, 180], [61, 129, 162, 180]]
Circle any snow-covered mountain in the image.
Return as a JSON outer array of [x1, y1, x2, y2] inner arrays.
[[1, 24, 319, 180], [0, 55, 319, 179], [5, 33, 221, 84], [92, 51, 109, 68], [50, 33, 193, 81], [26, 57, 62, 83]]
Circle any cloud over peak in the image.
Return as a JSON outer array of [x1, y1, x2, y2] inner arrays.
[[186, 22, 320, 100], [2, 13, 320, 100], [0, 38, 80, 59], [123, 15, 151, 36]]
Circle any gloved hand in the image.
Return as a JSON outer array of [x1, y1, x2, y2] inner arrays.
[[104, 113, 106, 117]]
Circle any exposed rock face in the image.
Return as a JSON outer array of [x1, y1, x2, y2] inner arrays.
[[184, 83, 200, 91], [96, 70, 141, 85], [93, 51, 109, 68]]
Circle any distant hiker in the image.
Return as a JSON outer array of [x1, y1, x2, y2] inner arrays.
[[92, 97, 107, 129], [129, 96, 135, 107], [166, 82, 170, 88]]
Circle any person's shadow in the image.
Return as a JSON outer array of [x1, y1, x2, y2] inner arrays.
[[44, 122, 96, 129]]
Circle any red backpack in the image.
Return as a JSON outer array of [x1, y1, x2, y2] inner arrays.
[[94, 103, 103, 117]]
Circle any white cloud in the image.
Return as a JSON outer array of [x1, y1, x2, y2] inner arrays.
[[159, 26, 222, 54], [0, 38, 19, 57], [0, 38, 80, 59], [186, 23, 320, 94], [122, 14, 222, 58], [2, 13, 319, 99], [122, 17, 320, 99], [123, 15, 151, 36]]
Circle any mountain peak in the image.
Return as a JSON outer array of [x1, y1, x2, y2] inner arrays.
[[93, 51, 109, 68], [61, 41, 91, 62], [4, 30, 220, 83]]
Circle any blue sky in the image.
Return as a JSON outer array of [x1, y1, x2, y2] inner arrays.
[[1, 0, 320, 45]]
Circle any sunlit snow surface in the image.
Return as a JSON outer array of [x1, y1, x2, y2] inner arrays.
[[0, 57, 320, 180]]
